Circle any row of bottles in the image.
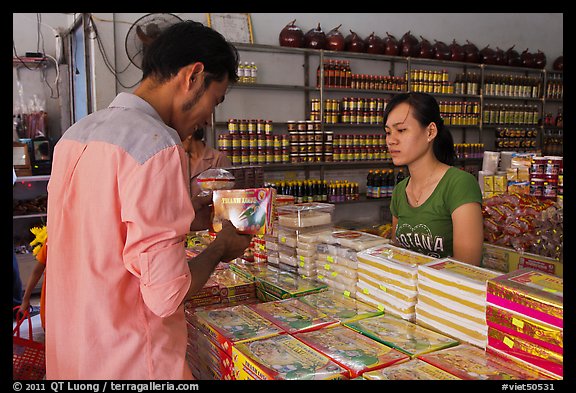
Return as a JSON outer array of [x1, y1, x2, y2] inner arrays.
[[542, 129, 563, 156], [366, 169, 405, 198], [494, 127, 538, 151], [482, 104, 540, 125], [541, 107, 563, 127], [545, 74, 563, 99], [267, 179, 360, 203], [483, 74, 542, 98], [237, 61, 258, 84], [316, 59, 352, 88]]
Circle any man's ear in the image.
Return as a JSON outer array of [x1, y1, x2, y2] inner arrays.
[[181, 62, 205, 90]]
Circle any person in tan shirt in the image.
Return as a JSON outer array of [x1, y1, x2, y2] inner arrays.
[[184, 127, 232, 231]]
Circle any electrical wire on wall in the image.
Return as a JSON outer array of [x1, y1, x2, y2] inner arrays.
[[12, 13, 61, 99], [88, 14, 142, 89]]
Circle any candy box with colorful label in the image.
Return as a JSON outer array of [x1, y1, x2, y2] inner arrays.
[[232, 333, 348, 380], [293, 324, 409, 378], [362, 358, 461, 380], [253, 268, 327, 299], [344, 314, 459, 358], [419, 343, 551, 380], [486, 268, 563, 329], [212, 188, 275, 235], [297, 289, 383, 323], [487, 326, 562, 379], [191, 304, 283, 356], [248, 297, 338, 334], [485, 304, 562, 354]]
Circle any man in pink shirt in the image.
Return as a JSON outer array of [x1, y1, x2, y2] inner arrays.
[[45, 20, 251, 379]]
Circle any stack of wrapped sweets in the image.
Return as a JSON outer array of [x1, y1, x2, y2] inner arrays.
[[248, 297, 338, 334], [297, 289, 383, 324], [258, 194, 296, 267], [183, 264, 258, 311], [485, 268, 563, 379], [416, 258, 502, 348], [211, 268, 257, 306], [344, 314, 459, 358], [293, 324, 410, 378], [314, 230, 389, 296], [231, 333, 348, 380], [273, 203, 336, 276], [249, 265, 328, 302], [418, 343, 552, 380], [482, 193, 563, 261], [187, 304, 284, 380], [356, 244, 437, 321], [362, 358, 461, 380]]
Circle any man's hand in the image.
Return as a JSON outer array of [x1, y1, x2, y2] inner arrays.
[[211, 219, 253, 262], [190, 192, 213, 231]]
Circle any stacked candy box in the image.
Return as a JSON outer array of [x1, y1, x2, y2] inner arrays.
[[315, 242, 359, 296], [186, 318, 235, 380], [232, 333, 348, 380], [251, 266, 327, 301], [416, 258, 502, 348], [248, 297, 338, 334], [297, 289, 383, 324], [418, 343, 552, 380], [356, 244, 437, 321], [293, 324, 409, 378], [362, 358, 461, 380], [191, 304, 283, 357], [344, 313, 459, 358], [486, 268, 563, 379]]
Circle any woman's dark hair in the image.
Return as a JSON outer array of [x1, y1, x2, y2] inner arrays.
[[383, 92, 455, 166], [141, 20, 239, 87]]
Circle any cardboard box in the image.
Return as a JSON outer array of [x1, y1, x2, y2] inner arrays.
[[482, 243, 563, 278]]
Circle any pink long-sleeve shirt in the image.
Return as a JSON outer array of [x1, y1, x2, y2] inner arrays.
[[45, 93, 194, 379]]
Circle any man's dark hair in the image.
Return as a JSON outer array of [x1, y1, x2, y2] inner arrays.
[[141, 20, 239, 87]]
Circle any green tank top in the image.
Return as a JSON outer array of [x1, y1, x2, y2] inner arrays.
[[390, 167, 482, 259]]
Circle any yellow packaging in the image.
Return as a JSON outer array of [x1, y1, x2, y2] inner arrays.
[[493, 175, 507, 192], [484, 175, 494, 192], [232, 334, 348, 380]]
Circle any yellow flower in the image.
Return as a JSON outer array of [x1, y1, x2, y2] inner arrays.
[[30, 225, 47, 257]]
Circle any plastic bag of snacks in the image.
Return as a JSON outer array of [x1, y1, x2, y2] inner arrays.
[[482, 193, 562, 260], [196, 168, 236, 192]]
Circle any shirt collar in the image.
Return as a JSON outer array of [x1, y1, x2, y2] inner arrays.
[[109, 92, 162, 120]]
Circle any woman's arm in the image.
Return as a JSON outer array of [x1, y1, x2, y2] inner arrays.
[[451, 202, 484, 265], [391, 216, 399, 246]]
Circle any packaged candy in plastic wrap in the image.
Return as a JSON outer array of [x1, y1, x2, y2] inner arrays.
[[482, 193, 562, 260], [196, 168, 236, 192]]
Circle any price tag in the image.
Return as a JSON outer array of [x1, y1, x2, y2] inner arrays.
[[512, 318, 525, 329], [503, 336, 515, 348]]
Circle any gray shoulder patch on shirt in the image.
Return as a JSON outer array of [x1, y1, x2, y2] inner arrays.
[[61, 107, 181, 165]]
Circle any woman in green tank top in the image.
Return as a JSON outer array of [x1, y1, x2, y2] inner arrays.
[[384, 92, 484, 265]]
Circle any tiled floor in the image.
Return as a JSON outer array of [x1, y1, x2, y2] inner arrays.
[[13, 294, 44, 343]]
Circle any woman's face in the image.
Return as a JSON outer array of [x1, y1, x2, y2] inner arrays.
[[385, 102, 432, 167]]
